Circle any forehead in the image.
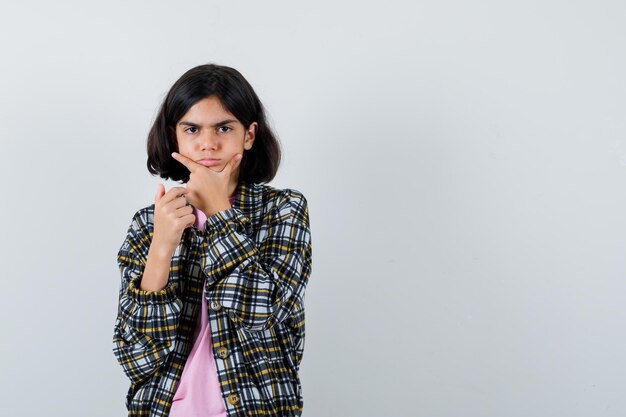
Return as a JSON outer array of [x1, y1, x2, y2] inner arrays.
[[179, 96, 239, 124]]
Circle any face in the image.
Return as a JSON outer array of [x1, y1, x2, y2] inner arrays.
[[174, 95, 257, 176]]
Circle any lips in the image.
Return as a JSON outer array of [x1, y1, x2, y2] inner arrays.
[[197, 159, 220, 167]]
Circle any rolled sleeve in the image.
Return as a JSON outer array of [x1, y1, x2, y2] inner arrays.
[[126, 276, 180, 304], [112, 210, 183, 385]]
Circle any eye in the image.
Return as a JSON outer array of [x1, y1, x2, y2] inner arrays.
[[184, 126, 198, 134], [218, 126, 232, 133]]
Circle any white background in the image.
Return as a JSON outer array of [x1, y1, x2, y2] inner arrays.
[[1, 1, 625, 416]]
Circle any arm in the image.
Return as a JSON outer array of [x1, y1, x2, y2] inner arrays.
[[201, 189, 313, 332], [111, 210, 184, 385]]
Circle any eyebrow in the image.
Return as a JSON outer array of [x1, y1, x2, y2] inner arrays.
[[178, 119, 238, 128]]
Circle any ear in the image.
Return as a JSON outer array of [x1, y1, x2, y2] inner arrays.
[[244, 122, 258, 150]]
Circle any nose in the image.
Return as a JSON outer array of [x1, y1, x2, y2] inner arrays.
[[200, 131, 219, 150]]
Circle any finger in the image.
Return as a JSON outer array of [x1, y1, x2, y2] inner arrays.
[[171, 151, 201, 173], [224, 153, 243, 174], [170, 193, 190, 209], [154, 183, 165, 204], [162, 186, 189, 204], [176, 204, 194, 217], [182, 213, 196, 228]]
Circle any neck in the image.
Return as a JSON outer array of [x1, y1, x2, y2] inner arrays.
[[228, 177, 240, 198]]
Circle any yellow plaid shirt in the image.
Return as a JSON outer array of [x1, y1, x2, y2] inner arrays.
[[112, 181, 313, 417]]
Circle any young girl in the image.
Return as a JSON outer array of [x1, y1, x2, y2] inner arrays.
[[112, 64, 313, 417]]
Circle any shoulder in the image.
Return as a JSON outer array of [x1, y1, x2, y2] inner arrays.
[[124, 203, 155, 236], [254, 183, 309, 213], [253, 183, 310, 226], [118, 204, 155, 257]]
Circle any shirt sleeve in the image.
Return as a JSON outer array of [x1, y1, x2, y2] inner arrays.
[[201, 189, 313, 332], [111, 211, 184, 385]]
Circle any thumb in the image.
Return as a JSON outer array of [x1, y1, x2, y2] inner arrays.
[[154, 183, 165, 203], [228, 153, 243, 171]]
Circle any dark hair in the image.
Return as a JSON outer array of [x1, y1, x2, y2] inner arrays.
[[146, 64, 281, 184]]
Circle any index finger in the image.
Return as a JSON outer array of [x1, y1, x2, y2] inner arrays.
[[171, 152, 201, 173], [163, 186, 189, 203]]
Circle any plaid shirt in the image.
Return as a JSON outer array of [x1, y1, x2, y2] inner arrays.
[[112, 181, 313, 417]]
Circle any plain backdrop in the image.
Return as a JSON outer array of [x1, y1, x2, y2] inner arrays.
[[1, 1, 625, 416]]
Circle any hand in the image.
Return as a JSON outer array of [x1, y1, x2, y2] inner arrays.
[[171, 151, 243, 216], [152, 184, 195, 255]]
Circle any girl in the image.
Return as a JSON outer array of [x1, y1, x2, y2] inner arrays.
[[112, 64, 313, 417]]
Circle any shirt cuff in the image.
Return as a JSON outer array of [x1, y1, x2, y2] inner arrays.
[[205, 207, 252, 235], [127, 276, 179, 304]]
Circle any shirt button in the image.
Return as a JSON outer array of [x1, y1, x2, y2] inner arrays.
[[216, 346, 229, 359], [210, 301, 222, 311], [227, 393, 240, 405]]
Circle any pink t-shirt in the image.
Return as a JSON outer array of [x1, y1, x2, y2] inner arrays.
[[169, 197, 235, 417]]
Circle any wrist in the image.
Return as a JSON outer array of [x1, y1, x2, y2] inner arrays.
[[149, 238, 175, 260]]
